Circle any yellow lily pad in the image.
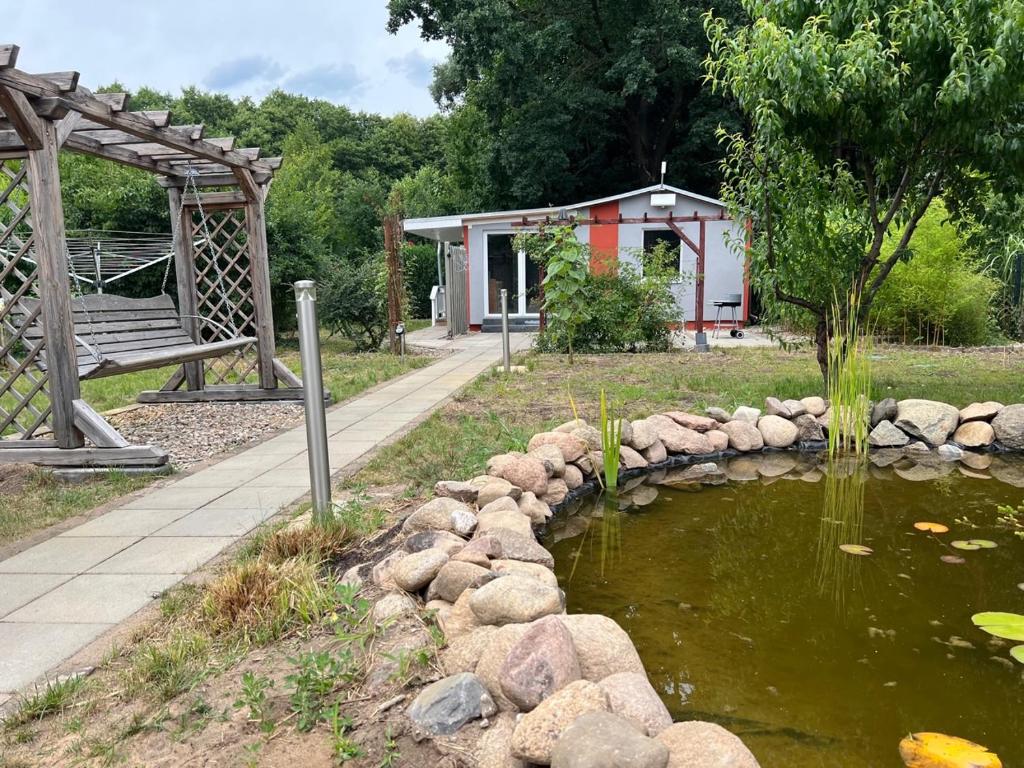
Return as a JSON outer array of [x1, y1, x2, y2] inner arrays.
[[839, 544, 873, 556], [972, 612, 1024, 642], [913, 522, 949, 533], [1011, 645, 1024, 665], [898, 732, 1002, 768]]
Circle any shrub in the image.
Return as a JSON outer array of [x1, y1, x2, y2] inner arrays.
[[403, 242, 440, 319], [535, 249, 679, 354], [319, 258, 388, 351], [872, 201, 1000, 346]]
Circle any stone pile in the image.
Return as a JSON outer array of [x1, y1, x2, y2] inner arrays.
[[359, 395, 1024, 766]]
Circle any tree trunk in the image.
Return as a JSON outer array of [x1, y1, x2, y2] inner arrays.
[[815, 318, 830, 391], [382, 213, 404, 354]]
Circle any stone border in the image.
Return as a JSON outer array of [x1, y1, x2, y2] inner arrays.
[[362, 396, 1024, 767]]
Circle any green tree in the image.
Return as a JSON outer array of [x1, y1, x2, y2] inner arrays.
[[705, 0, 1024, 380], [388, 0, 744, 208]]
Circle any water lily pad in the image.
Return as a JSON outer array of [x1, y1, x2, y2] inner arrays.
[[898, 732, 1002, 768], [971, 612, 1024, 642], [1011, 646, 1024, 665], [940, 555, 966, 564], [913, 521, 949, 533], [839, 544, 873, 556], [951, 539, 998, 551], [1018, 583, 1024, 592]]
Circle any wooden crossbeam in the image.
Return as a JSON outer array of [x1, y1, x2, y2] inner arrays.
[[0, 85, 42, 149], [0, 68, 272, 175], [233, 168, 260, 202], [0, 45, 18, 69], [64, 133, 180, 176], [74, 111, 170, 131], [76, 124, 203, 144], [92, 92, 128, 111], [129, 137, 235, 157]]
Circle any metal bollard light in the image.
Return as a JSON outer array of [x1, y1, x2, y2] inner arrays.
[[294, 280, 332, 522], [500, 288, 511, 373]]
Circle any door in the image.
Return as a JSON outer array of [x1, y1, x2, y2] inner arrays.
[[486, 233, 541, 316]]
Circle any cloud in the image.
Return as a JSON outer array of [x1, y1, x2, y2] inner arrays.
[[204, 55, 284, 90], [281, 63, 367, 101], [387, 50, 437, 89]]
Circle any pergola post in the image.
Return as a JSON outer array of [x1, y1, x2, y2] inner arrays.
[[26, 118, 84, 448], [167, 187, 204, 390], [244, 185, 277, 390]]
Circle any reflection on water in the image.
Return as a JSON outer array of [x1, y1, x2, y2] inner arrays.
[[545, 452, 1024, 768]]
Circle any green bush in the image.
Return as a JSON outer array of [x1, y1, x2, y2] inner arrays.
[[872, 201, 1000, 346], [319, 258, 388, 351], [403, 243, 440, 319], [536, 250, 679, 354]]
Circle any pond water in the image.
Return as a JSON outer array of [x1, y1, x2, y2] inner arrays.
[[544, 453, 1024, 767]]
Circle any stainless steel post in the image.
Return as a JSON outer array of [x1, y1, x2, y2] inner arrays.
[[500, 288, 511, 373], [294, 280, 332, 521]]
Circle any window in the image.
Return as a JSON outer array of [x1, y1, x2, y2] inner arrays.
[[643, 229, 681, 275]]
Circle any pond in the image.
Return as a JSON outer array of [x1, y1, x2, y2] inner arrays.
[[544, 453, 1024, 767]]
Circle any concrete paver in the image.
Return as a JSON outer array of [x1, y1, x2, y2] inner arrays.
[[0, 329, 532, 696], [4, 574, 180, 624]]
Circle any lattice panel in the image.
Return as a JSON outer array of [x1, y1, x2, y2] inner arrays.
[[0, 160, 52, 439], [190, 207, 259, 385]]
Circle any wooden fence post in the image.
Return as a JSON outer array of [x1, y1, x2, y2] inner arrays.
[[26, 119, 84, 448], [383, 213, 404, 354], [245, 188, 277, 389], [167, 188, 204, 391]]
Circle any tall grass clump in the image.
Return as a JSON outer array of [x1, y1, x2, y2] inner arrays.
[[599, 390, 622, 492], [827, 292, 873, 457]]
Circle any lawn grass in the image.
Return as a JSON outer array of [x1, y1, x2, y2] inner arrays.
[[351, 344, 1024, 495]]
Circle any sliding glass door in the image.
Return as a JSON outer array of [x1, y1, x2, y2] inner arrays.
[[486, 233, 541, 316]]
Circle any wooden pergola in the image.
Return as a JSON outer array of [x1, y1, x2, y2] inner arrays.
[[0, 44, 303, 470]]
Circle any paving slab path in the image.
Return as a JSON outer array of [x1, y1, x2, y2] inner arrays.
[[0, 330, 531, 698]]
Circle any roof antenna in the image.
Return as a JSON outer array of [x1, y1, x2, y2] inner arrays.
[[660, 161, 667, 189]]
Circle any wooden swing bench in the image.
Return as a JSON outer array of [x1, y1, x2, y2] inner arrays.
[[21, 294, 255, 380]]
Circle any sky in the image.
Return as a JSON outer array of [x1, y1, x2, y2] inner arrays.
[[2, 1, 448, 116]]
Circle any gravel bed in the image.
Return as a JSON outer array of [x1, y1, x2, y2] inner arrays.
[[108, 402, 304, 469]]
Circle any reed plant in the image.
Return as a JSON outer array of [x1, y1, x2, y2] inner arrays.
[[827, 291, 873, 457], [599, 389, 622, 492]]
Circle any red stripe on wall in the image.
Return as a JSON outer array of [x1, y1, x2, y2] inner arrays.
[[589, 201, 619, 275]]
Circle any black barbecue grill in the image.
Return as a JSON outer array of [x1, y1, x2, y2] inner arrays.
[[712, 293, 744, 338]]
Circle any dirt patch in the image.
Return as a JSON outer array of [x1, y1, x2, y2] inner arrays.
[[0, 464, 37, 497]]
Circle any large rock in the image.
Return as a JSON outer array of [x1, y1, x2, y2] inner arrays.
[[392, 548, 449, 592], [491, 559, 560, 588], [438, 587, 484, 640], [868, 419, 910, 448], [530, 444, 567, 477], [485, 528, 555, 569], [800, 396, 827, 417], [992, 403, 1024, 449], [403, 529, 466, 557], [500, 615, 581, 710], [629, 420, 659, 451], [645, 415, 714, 455], [529, 432, 588, 462], [656, 721, 759, 768], [764, 397, 793, 418], [475, 712, 528, 768], [870, 397, 898, 428], [559, 614, 645, 680], [552, 712, 670, 768], [731, 406, 761, 423], [541, 478, 571, 506], [510, 680, 609, 764], [895, 399, 960, 446], [478, 505, 534, 538], [598, 672, 672, 736], [403, 497, 476, 535], [487, 452, 523, 477], [642, 439, 668, 464], [407, 672, 496, 736], [960, 401, 1004, 423], [470, 575, 563, 625], [953, 420, 995, 448], [704, 430, 729, 452], [430, 560, 493, 603], [499, 454, 551, 496], [781, 399, 807, 417], [554, 419, 588, 433], [718, 420, 764, 452], [434, 480, 479, 503], [519, 492, 553, 524], [757, 415, 798, 448], [705, 406, 731, 423], [793, 413, 825, 442], [476, 477, 524, 507], [372, 592, 417, 623], [441, 625, 499, 674], [371, 550, 405, 591], [572, 425, 603, 451], [664, 412, 717, 432], [563, 464, 584, 490], [619, 445, 648, 470], [475, 623, 531, 709]]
